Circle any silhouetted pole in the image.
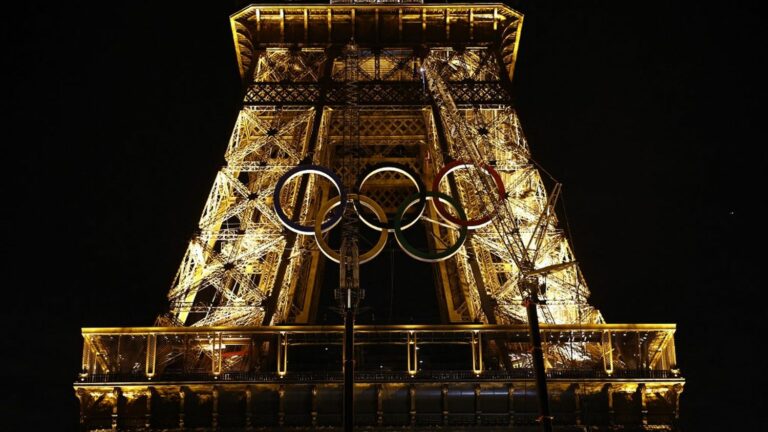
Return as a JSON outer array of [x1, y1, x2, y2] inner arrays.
[[525, 291, 554, 432]]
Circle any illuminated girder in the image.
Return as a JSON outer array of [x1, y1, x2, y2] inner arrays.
[[423, 49, 603, 326], [160, 2, 602, 328], [165, 107, 317, 326]]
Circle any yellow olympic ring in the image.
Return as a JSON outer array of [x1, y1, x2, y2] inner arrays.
[[313, 194, 389, 264]]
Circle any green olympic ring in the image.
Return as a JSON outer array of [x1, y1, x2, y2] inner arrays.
[[393, 191, 468, 263]]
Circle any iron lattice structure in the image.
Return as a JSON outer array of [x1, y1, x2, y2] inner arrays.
[[161, 4, 603, 329], [74, 2, 684, 431]]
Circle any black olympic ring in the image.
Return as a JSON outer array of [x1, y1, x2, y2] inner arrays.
[[353, 162, 426, 232]]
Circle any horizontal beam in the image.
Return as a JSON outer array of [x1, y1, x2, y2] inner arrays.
[[232, 3, 522, 19], [75, 370, 685, 386], [82, 323, 677, 335], [243, 81, 509, 106]]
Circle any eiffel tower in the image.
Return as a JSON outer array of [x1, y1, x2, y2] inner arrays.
[[74, 2, 685, 431]]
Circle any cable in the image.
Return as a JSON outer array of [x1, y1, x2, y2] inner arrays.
[[559, 189, 578, 260], [528, 156, 559, 184]]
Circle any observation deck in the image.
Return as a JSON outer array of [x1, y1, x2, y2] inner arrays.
[[75, 324, 684, 430], [229, 2, 524, 80]]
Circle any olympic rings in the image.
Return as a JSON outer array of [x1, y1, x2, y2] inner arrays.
[[314, 194, 389, 264], [353, 162, 426, 232], [273, 160, 506, 264], [273, 165, 346, 235], [393, 191, 468, 263], [432, 160, 506, 229]]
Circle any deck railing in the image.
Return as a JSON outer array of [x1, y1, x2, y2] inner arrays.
[[78, 324, 680, 383]]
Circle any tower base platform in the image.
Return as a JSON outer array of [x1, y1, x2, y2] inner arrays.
[[74, 325, 683, 431]]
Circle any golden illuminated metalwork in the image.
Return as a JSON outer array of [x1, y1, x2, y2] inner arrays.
[[160, 2, 598, 328], [75, 324, 684, 429], [75, 2, 684, 430]]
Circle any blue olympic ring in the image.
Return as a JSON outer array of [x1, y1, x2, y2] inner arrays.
[[272, 165, 346, 235]]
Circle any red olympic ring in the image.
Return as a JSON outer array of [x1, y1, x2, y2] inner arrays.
[[431, 160, 506, 229]]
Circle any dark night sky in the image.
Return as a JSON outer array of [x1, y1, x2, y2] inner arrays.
[[2, 1, 764, 430]]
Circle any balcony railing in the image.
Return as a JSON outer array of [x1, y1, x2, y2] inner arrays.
[[77, 324, 681, 384]]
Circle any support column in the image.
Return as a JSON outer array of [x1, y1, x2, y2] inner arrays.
[[444, 9, 450, 41], [409, 384, 417, 427], [145, 334, 157, 380], [637, 383, 648, 425], [311, 385, 318, 427], [604, 384, 615, 426], [442, 384, 449, 426], [212, 333, 223, 377], [145, 387, 153, 430], [474, 384, 482, 426], [669, 338, 679, 376], [212, 386, 219, 430], [507, 383, 515, 426], [261, 77, 331, 327], [670, 383, 684, 425], [602, 331, 614, 376], [178, 387, 186, 430], [407, 331, 418, 376], [75, 388, 87, 431], [80, 337, 91, 380], [245, 386, 253, 431], [278, 385, 286, 427], [111, 387, 122, 432], [277, 332, 288, 377], [572, 384, 582, 426], [469, 8, 475, 40], [376, 384, 384, 426], [471, 330, 483, 375]]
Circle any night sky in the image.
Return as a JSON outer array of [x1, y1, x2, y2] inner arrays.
[[3, 1, 763, 430]]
